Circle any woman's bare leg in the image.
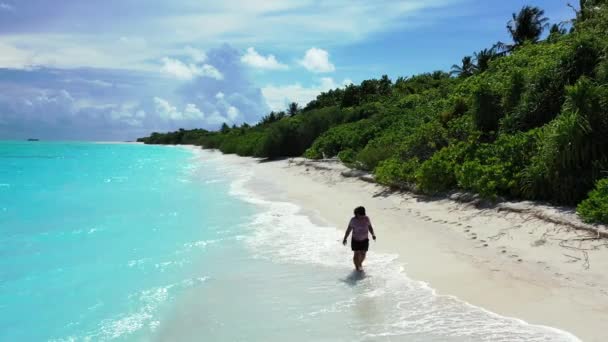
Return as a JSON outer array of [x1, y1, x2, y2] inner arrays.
[[360, 251, 367, 269], [356, 252, 364, 271]]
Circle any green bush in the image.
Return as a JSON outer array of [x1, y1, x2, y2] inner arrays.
[[398, 121, 449, 161], [577, 178, 608, 224], [457, 158, 515, 200], [503, 71, 525, 113], [375, 157, 420, 187], [305, 120, 378, 159], [414, 144, 467, 194], [355, 143, 394, 170], [457, 131, 538, 198], [522, 78, 608, 204], [338, 149, 357, 164], [304, 147, 322, 159], [472, 82, 504, 133], [440, 97, 469, 124]]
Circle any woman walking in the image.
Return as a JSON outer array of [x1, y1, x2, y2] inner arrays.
[[342, 206, 376, 271]]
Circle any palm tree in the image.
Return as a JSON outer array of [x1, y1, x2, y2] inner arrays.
[[450, 56, 475, 78], [547, 23, 568, 41], [474, 48, 498, 73], [288, 102, 299, 116], [549, 23, 567, 35], [507, 6, 549, 46]]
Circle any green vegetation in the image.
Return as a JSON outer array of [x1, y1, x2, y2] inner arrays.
[[138, 2, 608, 224], [578, 179, 608, 223]]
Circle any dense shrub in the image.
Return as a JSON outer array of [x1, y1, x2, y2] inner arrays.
[[305, 120, 379, 159], [577, 178, 608, 224], [457, 131, 538, 198], [355, 142, 395, 171], [522, 78, 608, 204], [472, 82, 504, 133], [375, 157, 420, 187], [398, 121, 449, 161], [415, 143, 471, 194], [338, 149, 357, 164]]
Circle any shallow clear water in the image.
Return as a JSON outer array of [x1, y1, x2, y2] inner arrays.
[[0, 142, 580, 341]]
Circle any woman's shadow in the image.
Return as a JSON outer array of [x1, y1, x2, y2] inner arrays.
[[341, 270, 367, 287]]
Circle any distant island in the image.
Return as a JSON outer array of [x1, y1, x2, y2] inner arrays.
[[27, 139, 39, 141], [138, 3, 608, 225]]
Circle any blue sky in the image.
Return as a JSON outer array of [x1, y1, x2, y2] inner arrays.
[[0, 0, 575, 140]]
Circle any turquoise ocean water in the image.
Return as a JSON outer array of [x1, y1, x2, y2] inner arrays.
[[0, 141, 580, 341]]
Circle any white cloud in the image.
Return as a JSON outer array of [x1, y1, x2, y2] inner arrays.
[[227, 106, 240, 121], [215, 92, 224, 99], [200, 64, 223, 80], [241, 47, 288, 70], [0, 35, 153, 70], [262, 77, 351, 111], [0, 2, 14, 11], [299, 48, 335, 73], [205, 111, 230, 125], [109, 103, 145, 126], [0, 42, 36, 69], [160, 57, 197, 80], [184, 46, 207, 63], [160, 57, 223, 80], [184, 103, 204, 119], [0, 1, 461, 70], [154, 97, 205, 121]]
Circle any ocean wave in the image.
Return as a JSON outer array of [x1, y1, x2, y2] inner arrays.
[[56, 277, 209, 341]]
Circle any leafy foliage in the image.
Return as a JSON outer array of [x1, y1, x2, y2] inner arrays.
[[507, 6, 549, 46], [577, 178, 608, 223], [451, 56, 476, 78]]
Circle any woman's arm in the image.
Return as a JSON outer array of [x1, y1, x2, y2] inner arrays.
[[369, 224, 376, 240], [342, 226, 352, 245]]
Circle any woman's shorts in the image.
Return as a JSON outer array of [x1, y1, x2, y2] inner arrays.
[[351, 239, 369, 251]]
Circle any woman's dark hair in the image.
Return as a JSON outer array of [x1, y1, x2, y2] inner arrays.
[[354, 206, 366, 216]]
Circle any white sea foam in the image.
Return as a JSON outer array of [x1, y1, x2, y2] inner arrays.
[[227, 166, 581, 342], [77, 277, 209, 341]]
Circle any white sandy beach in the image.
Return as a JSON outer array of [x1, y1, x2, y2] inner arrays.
[[186, 147, 608, 341]]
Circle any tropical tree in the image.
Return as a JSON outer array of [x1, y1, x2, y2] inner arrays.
[[474, 48, 498, 72], [378, 74, 392, 96], [288, 102, 300, 116], [259, 111, 278, 125], [220, 122, 230, 133], [571, 0, 608, 22], [450, 56, 476, 78], [507, 6, 549, 46]]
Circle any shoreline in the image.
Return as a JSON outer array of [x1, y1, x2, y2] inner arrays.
[[183, 147, 608, 342]]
